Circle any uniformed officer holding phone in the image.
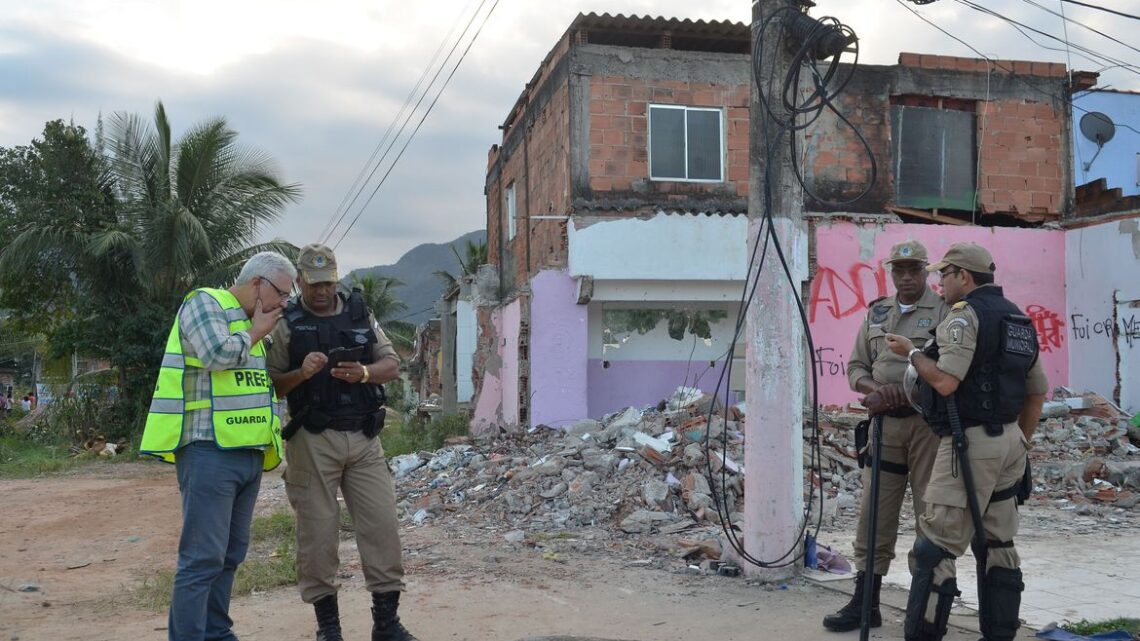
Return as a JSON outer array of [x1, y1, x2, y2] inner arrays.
[[266, 244, 419, 641]]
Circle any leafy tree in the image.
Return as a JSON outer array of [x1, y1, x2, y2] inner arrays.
[[349, 274, 415, 352], [432, 239, 487, 294], [0, 103, 301, 436], [0, 119, 117, 338]]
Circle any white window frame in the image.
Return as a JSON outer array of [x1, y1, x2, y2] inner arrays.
[[647, 104, 725, 183], [505, 181, 517, 240]]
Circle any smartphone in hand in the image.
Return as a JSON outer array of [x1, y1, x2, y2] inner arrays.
[[327, 345, 366, 366]]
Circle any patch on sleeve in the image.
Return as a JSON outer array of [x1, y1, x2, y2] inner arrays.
[[869, 304, 890, 324], [944, 316, 970, 345], [949, 325, 964, 344]]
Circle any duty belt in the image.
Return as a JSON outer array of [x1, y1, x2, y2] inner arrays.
[[326, 416, 369, 432]]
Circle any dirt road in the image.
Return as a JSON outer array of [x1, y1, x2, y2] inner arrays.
[[0, 462, 979, 641]]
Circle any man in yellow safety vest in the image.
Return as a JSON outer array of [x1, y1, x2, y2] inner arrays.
[[140, 251, 295, 641]]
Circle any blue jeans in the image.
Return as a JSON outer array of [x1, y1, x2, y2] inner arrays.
[[169, 442, 263, 641]]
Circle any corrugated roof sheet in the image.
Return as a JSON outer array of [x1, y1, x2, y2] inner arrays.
[[567, 12, 751, 53]]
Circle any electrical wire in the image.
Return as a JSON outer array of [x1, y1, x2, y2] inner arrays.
[[894, 0, 1140, 137], [699, 5, 866, 569], [318, 0, 483, 244], [953, 0, 1140, 77], [330, 0, 500, 250], [1060, 0, 1140, 21], [1020, 0, 1140, 59]]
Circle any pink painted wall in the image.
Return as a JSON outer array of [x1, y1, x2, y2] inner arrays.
[[471, 300, 522, 431], [810, 222, 1067, 406], [530, 271, 589, 428]]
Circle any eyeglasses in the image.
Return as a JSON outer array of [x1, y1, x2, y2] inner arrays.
[[259, 275, 291, 299], [938, 268, 962, 281]]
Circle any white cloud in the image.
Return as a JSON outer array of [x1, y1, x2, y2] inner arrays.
[[2, 0, 1139, 273]]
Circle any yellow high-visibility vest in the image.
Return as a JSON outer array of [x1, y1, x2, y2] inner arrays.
[[140, 288, 282, 471]]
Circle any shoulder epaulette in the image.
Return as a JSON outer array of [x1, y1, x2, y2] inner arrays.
[[951, 301, 969, 311]]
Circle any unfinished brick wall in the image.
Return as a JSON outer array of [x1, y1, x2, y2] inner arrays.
[[976, 98, 1065, 218], [806, 53, 1069, 221], [486, 74, 572, 290], [804, 88, 893, 207], [904, 54, 1068, 219], [587, 75, 750, 198]]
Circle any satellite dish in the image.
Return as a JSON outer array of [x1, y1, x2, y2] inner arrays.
[[1079, 112, 1115, 172], [1080, 112, 1116, 145]]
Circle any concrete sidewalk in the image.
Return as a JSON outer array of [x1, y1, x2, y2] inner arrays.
[[812, 525, 1140, 629]]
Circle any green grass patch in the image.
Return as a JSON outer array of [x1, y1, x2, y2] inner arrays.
[[1064, 618, 1140, 637], [0, 435, 81, 478], [133, 510, 298, 611], [380, 413, 469, 457]]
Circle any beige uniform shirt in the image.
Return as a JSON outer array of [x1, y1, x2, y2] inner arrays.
[[934, 289, 1048, 395], [848, 286, 949, 389], [266, 295, 399, 376]]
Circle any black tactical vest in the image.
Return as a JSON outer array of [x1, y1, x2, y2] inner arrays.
[[284, 289, 386, 430], [919, 286, 1038, 434]]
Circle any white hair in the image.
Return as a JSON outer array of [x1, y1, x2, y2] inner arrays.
[[235, 251, 297, 285]]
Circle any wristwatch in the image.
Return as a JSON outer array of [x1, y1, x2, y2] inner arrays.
[[907, 347, 921, 365]]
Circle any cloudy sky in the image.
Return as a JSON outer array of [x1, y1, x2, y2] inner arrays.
[[2, 0, 1138, 272]]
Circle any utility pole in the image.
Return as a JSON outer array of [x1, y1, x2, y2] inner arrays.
[[743, 0, 807, 581]]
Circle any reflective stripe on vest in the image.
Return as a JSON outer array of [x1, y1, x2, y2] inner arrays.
[[139, 287, 282, 471]]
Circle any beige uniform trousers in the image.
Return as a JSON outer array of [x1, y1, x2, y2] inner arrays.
[[918, 423, 1027, 621], [284, 428, 405, 603], [853, 413, 942, 575]]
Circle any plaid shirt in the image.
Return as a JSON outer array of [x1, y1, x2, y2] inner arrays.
[[177, 290, 254, 445]]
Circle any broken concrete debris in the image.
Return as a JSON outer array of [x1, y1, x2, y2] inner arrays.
[[810, 391, 1140, 518], [389, 387, 1137, 570]]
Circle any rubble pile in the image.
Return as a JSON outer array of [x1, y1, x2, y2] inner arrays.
[[807, 393, 1140, 514], [388, 388, 1138, 546], [390, 387, 750, 537]]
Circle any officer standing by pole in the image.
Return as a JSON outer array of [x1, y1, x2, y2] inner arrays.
[[885, 242, 1047, 641], [823, 240, 947, 632]]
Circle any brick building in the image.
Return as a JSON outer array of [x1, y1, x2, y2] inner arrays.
[[472, 13, 1077, 431]]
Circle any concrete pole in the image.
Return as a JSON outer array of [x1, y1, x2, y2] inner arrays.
[[743, 0, 807, 581]]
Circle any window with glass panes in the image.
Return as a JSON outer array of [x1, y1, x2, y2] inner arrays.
[[648, 105, 724, 182]]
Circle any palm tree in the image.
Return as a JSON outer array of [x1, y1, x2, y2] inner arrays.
[[432, 238, 487, 294], [0, 103, 301, 402], [92, 101, 302, 300], [349, 274, 415, 352]]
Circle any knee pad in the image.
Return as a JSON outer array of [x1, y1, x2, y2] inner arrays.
[[905, 538, 958, 641], [979, 566, 1024, 641]]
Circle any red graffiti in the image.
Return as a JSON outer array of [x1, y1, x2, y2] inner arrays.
[[809, 263, 888, 322], [1026, 304, 1065, 353]]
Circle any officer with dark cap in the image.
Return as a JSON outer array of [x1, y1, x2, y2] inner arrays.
[[822, 239, 948, 632], [885, 242, 1047, 641], [266, 244, 420, 641]]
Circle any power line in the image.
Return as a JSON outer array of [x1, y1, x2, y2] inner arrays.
[[320, 0, 489, 246], [894, 0, 1140, 136], [331, 0, 501, 250], [953, 0, 1140, 77], [1061, 0, 1140, 21], [318, 0, 482, 243], [1020, 0, 1140, 59]]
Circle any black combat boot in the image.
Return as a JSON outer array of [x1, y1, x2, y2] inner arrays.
[[313, 594, 344, 641], [371, 591, 420, 641], [822, 571, 882, 632]]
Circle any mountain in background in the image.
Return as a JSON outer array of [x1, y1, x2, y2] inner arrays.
[[348, 229, 487, 326]]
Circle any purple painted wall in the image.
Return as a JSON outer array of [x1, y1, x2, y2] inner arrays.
[[530, 270, 589, 427], [587, 359, 735, 417]]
